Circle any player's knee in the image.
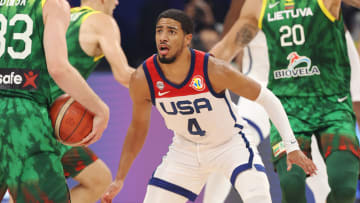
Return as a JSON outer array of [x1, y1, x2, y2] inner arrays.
[[279, 170, 306, 201], [76, 159, 112, 192], [90, 160, 112, 190], [235, 169, 271, 202], [327, 151, 358, 202], [327, 183, 356, 203]]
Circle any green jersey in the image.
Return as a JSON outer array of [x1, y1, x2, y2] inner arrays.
[[259, 0, 350, 96], [49, 6, 103, 104], [0, 0, 54, 105]]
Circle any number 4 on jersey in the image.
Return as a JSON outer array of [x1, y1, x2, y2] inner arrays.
[[188, 118, 205, 136]]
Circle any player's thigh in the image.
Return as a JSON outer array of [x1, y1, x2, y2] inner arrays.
[[203, 172, 232, 203], [10, 152, 69, 202], [61, 146, 98, 178], [216, 135, 265, 180], [148, 147, 209, 202], [72, 159, 112, 187], [1, 98, 68, 202], [214, 135, 271, 202]]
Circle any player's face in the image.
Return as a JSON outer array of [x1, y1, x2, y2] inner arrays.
[[155, 18, 191, 64], [104, 0, 118, 15]]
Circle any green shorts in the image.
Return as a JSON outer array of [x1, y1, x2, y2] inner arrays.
[[60, 146, 98, 178], [0, 96, 70, 202], [270, 93, 360, 163]]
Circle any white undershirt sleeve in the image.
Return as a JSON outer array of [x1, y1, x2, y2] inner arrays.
[[255, 86, 300, 153]]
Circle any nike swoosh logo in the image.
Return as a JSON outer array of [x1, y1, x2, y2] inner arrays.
[[337, 96, 348, 103], [158, 91, 170, 96], [290, 140, 297, 145], [269, 1, 280, 8]]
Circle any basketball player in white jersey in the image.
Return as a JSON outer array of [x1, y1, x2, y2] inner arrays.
[[101, 9, 316, 203], [203, 0, 360, 202]]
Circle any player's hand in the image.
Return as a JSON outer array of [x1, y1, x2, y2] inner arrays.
[[101, 179, 124, 203], [286, 150, 317, 176], [81, 103, 110, 146]]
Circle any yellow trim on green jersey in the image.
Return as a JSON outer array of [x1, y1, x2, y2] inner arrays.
[[81, 11, 101, 23], [258, 0, 267, 29], [93, 54, 104, 62], [41, 0, 46, 8], [71, 6, 94, 13], [317, 0, 336, 22], [70, 6, 101, 23]]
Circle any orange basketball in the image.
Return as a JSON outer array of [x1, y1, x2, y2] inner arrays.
[[49, 94, 94, 145]]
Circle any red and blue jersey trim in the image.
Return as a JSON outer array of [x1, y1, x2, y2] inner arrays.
[[142, 48, 213, 105]]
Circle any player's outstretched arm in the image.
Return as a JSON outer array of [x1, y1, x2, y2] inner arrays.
[[342, 0, 360, 8], [221, 0, 245, 38], [89, 13, 134, 88], [207, 57, 317, 175], [323, 0, 360, 19], [102, 66, 152, 203], [209, 0, 261, 62], [42, 0, 109, 145]]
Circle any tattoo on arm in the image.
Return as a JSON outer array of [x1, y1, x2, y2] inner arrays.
[[235, 23, 258, 47]]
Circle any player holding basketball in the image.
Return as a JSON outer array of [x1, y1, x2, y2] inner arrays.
[[7, 0, 133, 202], [101, 9, 316, 203], [0, 0, 109, 202], [46, 0, 134, 202], [210, 0, 360, 202]]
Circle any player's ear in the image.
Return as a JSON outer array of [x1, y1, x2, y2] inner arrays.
[[185, 33, 192, 47]]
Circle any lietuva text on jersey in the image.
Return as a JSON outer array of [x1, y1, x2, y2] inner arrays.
[[142, 49, 246, 145], [268, 8, 313, 22], [0, 0, 26, 6]]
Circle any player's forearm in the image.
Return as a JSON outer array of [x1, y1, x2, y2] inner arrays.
[[113, 66, 135, 88], [221, 0, 245, 37], [115, 125, 148, 181], [255, 86, 300, 153], [107, 45, 135, 88], [49, 63, 108, 116], [210, 18, 258, 62], [343, 0, 360, 8]]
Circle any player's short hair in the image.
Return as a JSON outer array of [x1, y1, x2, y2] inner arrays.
[[156, 9, 194, 34]]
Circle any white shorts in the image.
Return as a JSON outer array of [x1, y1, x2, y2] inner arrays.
[[237, 97, 270, 146], [148, 133, 265, 201], [346, 31, 360, 102]]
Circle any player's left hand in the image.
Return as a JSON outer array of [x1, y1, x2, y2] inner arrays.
[[101, 179, 124, 203], [286, 150, 317, 176]]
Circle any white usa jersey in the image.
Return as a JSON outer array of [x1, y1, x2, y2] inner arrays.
[[143, 49, 246, 145]]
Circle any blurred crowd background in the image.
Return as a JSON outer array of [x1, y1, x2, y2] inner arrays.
[[66, 0, 360, 70]]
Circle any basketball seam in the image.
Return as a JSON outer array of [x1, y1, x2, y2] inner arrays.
[[54, 97, 75, 142], [62, 109, 88, 142]]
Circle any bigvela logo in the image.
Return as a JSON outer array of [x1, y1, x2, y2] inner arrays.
[[273, 52, 320, 79], [0, 68, 39, 90]]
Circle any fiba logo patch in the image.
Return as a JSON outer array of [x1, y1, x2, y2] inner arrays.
[[156, 81, 165, 90], [190, 75, 205, 91]]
